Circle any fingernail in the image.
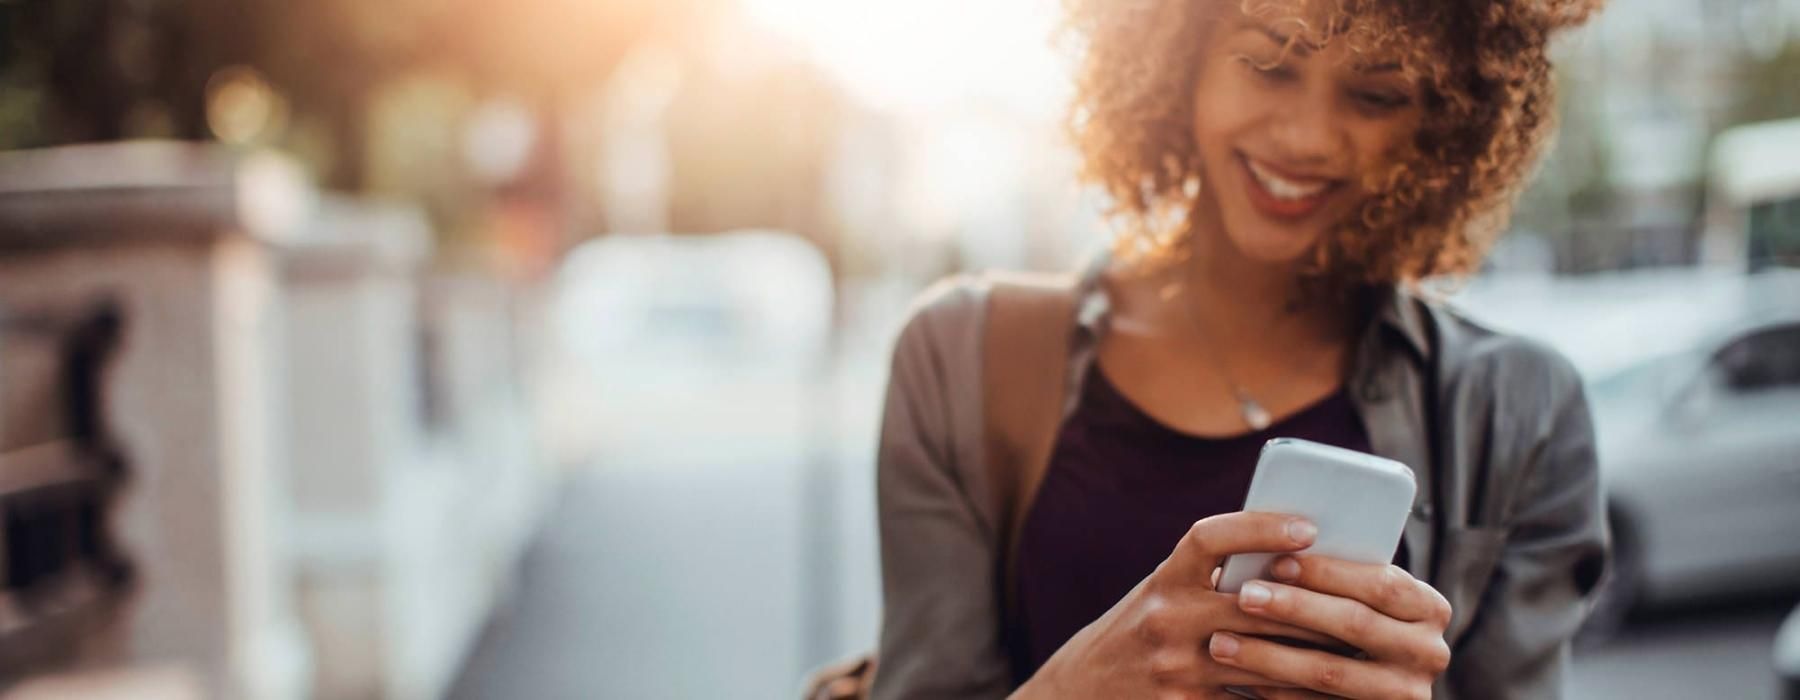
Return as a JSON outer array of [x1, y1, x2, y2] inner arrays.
[[1210, 632, 1240, 659], [1287, 519, 1317, 544], [1239, 582, 1271, 609], [1271, 556, 1301, 581]]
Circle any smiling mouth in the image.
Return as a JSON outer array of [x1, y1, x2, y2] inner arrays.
[[1238, 153, 1341, 220]]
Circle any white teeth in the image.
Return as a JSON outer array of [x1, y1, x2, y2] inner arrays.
[[1246, 158, 1330, 201]]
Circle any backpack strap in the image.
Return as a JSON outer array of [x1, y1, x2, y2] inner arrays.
[[801, 271, 1081, 700], [980, 271, 1081, 632]]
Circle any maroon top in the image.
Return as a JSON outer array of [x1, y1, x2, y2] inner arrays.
[[1010, 363, 1400, 681]]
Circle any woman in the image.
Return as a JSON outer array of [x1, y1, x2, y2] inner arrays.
[[870, 0, 1609, 698]]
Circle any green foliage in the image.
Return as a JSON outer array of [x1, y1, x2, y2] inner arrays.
[[1727, 40, 1800, 126]]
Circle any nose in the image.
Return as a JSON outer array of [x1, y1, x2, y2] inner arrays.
[[1264, 92, 1345, 169]]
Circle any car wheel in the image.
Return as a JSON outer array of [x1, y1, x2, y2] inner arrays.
[[1577, 509, 1641, 648]]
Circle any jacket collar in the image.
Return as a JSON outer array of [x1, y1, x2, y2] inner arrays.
[[1070, 248, 1433, 364], [1366, 283, 1433, 364]]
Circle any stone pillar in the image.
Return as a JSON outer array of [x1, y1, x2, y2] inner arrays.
[[278, 197, 434, 700], [0, 142, 314, 700], [279, 198, 550, 700]]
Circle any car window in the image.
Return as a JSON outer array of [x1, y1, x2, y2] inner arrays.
[[1747, 197, 1800, 270], [1710, 323, 1800, 394]]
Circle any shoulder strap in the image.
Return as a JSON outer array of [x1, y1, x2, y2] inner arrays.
[[799, 271, 1080, 700], [980, 271, 1080, 622]]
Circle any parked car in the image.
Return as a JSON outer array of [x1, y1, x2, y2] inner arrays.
[[1586, 312, 1800, 627], [1780, 601, 1800, 699], [1455, 269, 1800, 637], [541, 229, 835, 465]]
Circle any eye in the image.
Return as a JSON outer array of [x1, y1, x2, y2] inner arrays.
[[1234, 53, 1296, 82], [1351, 89, 1411, 113]]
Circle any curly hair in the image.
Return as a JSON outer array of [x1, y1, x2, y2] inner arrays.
[[1062, 0, 1602, 293]]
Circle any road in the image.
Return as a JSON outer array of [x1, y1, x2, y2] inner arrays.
[[1573, 597, 1796, 700], [447, 455, 1797, 699]]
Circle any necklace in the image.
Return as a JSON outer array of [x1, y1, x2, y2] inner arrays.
[[1170, 274, 1275, 431]]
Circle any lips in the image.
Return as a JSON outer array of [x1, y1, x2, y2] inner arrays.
[[1238, 153, 1341, 221]]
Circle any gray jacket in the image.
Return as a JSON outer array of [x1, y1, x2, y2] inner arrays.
[[872, 258, 1610, 699]]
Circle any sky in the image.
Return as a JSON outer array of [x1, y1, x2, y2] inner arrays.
[[737, 0, 1071, 115]]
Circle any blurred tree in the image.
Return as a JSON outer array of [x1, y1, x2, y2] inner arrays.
[[651, 10, 852, 273], [1513, 65, 1617, 273], [0, 0, 51, 149], [664, 54, 846, 239], [1725, 39, 1800, 125], [0, 0, 685, 185], [0, 0, 207, 144], [0, 0, 851, 267]]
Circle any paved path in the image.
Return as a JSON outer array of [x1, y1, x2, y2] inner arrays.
[[448, 459, 812, 700], [1572, 597, 1796, 700], [450, 458, 1796, 699]]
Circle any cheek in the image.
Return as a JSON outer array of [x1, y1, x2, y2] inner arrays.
[[1348, 120, 1421, 190], [1190, 67, 1262, 148]]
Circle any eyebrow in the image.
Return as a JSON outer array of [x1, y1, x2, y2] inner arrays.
[[1242, 22, 1313, 57], [1240, 21, 1405, 74], [1355, 61, 1403, 74]]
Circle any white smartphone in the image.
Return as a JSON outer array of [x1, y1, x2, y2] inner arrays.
[[1216, 438, 1417, 594]]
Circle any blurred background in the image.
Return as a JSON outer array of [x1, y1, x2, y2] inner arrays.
[[0, 0, 1795, 698]]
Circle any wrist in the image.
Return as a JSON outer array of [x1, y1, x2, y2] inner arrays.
[[1009, 666, 1062, 700], [1008, 677, 1048, 700], [1016, 655, 1089, 700]]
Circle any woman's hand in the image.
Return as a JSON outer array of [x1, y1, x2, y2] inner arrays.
[[1015, 512, 1338, 700], [1210, 554, 1453, 700]]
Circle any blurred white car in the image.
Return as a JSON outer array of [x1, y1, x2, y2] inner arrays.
[[1586, 311, 1800, 606], [1780, 601, 1800, 699], [541, 230, 835, 465], [1456, 269, 1800, 633]]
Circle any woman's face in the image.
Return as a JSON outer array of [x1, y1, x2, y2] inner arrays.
[[1190, 12, 1423, 265]]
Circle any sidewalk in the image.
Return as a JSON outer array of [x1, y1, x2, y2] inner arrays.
[[448, 457, 810, 699]]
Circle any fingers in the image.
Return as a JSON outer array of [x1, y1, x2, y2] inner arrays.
[[1233, 580, 1449, 671], [1251, 688, 1338, 699], [1209, 632, 1429, 700], [1134, 628, 1299, 691], [1132, 588, 1340, 654], [1216, 604, 1344, 649], [1159, 513, 1317, 589], [1146, 653, 1292, 690], [1269, 555, 1452, 627]]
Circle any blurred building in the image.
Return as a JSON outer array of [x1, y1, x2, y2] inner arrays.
[[1515, 0, 1800, 272]]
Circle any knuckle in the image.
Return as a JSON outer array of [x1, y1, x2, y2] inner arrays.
[[1404, 683, 1434, 700], [1312, 662, 1348, 692], [1375, 565, 1410, 607], [1431, 593, 1455, 628], [1422, 637, 1453, 674], [1135, 598, 1177, 646], [1345, 604, 1378, 640], [1185, 520, 1215, 555], [1146, 647, 1197, 678], [1145, 567, 1175, 593]]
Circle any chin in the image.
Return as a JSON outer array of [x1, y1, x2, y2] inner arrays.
[[1219, 212, 1326, 266]]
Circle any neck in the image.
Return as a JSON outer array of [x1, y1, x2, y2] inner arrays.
[[1175, 208, 1347, 351], [1184, 236, 1299, 334]]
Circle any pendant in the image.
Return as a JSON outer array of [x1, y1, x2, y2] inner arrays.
[[1240, 398, 1272, 431]]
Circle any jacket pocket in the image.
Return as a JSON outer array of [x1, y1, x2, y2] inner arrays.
[[1439, 525, 1507, 644]]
